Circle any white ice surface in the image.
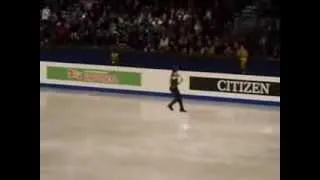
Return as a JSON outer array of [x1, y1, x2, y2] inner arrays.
[[40, 89, 280, 180]]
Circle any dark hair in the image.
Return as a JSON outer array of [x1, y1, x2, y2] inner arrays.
[[172, 65, 180, 72], [172, 66, 179, 73]]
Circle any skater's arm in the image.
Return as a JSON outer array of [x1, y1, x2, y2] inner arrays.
[[178, 74, 183, 84]]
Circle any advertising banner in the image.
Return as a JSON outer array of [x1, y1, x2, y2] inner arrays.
[[189, 76, 280, 97], [47, 66, 141, 86]]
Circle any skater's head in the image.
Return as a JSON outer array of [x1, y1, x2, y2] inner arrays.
[[171, 68, 178, 76], [172, 66, 179, 73]]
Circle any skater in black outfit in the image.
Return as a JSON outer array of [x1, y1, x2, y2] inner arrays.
[[168, 68, 187, 112]]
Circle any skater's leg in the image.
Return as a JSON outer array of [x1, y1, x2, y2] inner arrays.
[[169, 98, 178, 106], [176, 90, 186, 112], [168, 88, 178, 110], [168, 98, 177, 110], [178, 98, 186, 112]]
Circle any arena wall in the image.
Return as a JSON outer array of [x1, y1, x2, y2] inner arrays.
[[40, 47, 280, 77], [40, 61, 280, 106]]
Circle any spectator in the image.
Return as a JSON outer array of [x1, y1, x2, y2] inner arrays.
[[144, 43, 155, 52], [169, 40, 177, 52], [237, 44, 249, 73], [272, 44, 280, 60], [159, 35, 169, 51], [40, 0, 279, 61], [207, 40, 216, 56], [259, 35, 267, 55], [41, 6, 51, 22], [224, 43, 234, 56], [233, 41, 239, 52]]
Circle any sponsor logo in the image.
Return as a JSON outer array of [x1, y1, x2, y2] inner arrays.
[[67, 69, 119, 84], [217, 80, 271, 95], [47, 66, 141, 86], [189, 76, 280, 96]]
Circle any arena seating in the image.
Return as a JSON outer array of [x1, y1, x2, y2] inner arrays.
[[40, 0, 280, 75]]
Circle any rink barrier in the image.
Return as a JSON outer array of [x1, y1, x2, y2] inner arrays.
[[40, 83, 280, 106], [40, 47, 280, 76], [40, 61, 280, 106]]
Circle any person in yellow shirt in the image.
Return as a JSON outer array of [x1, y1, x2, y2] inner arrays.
[[111, 52, 119, 65], [237, 44, 249, 73]]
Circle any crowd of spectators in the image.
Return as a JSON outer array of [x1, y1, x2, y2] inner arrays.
[[40, 0, 280, 60]]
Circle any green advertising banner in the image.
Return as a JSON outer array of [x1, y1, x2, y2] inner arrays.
[[47, 66, 141, 86]]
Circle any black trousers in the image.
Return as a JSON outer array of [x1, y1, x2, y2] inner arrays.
[[168, 87, 185, 110]]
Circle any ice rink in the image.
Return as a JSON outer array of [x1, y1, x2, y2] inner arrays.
[[40, 88, 280, 180]]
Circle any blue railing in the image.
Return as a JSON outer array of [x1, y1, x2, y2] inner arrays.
[[40, 47, 280, 77]]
